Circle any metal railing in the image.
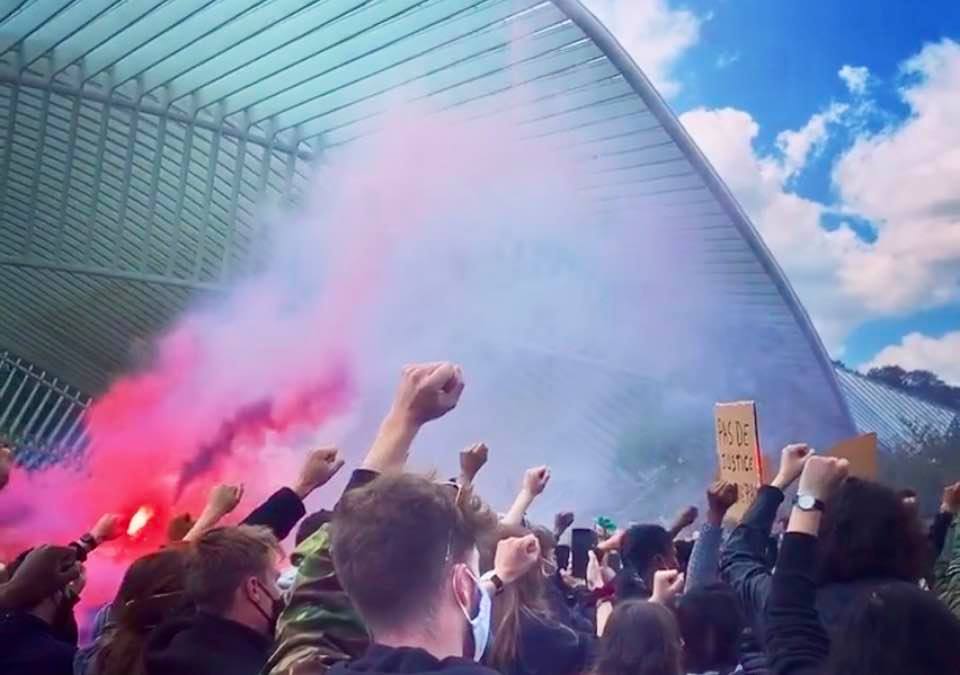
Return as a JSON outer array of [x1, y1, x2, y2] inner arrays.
[[0, 349, 90, 467]]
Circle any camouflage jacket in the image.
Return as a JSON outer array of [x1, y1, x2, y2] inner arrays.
[[935, 514, 960, 617], [266, 523, 369, 675]]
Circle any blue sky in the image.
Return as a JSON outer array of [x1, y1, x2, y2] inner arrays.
[[586, 0, 960, 383]]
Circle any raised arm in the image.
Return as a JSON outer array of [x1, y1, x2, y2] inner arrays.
[[361, 362, 464, 474], [242, 447, 345, 540], [667, 505, 699, 540], [721, 444, 810, 628], [765, 456, 847, 675], [184, 483, 244, 543], [502, 465, 551, 527], [686, 481, 738, 591]]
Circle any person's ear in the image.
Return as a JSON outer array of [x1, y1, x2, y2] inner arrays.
[[243, 576, 262, 604], [451, 564, 475, 612]]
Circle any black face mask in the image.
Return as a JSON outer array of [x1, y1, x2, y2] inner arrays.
[[252, 580, 284, 636]]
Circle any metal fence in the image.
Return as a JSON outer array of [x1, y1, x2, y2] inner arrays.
[[0, 349, 90, 467]]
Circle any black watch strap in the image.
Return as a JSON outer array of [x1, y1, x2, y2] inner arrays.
[[794, 494, 825, 512], [483, 571, 505, 595]]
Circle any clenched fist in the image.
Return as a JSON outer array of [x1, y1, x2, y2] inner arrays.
[[494, 534, 542, 585], [294, 447, 346, 499], [522, 466, 551, 496], [391, 362, 465, 426], [459, 442, 489, 483]]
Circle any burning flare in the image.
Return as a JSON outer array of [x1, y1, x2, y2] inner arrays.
[[127, 505, 155, 537]]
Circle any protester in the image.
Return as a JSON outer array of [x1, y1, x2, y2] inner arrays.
[[721, 443, 928, 637], [593, 599, 684, 675], [614, 524, 678, 600], [9, 357, 960, 675], [934, 481, 960, 616], [685, 481, 738, 591], [329, 471, 540, 675], [84, 548, 189, 675], [766, 455, 960, 675], [0, 514, 122, 675], [676, 583, 744, 674], [142, 525, 284, 675], [485, 525, 594, 675]]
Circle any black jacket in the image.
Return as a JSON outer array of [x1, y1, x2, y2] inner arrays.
[[329, 643, 497, 675], [0, 610, 75, 675], [143, 611, 272, 675], [243, 486, 307, 540], [766, 533, 828, 675], [504, 611, 595, 675]]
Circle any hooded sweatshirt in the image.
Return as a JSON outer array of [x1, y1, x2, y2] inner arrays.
[[328, 643, 497, 675], [143, 611, 272, 675]]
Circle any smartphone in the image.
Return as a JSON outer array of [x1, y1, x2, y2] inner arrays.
[[555, 544, 571, 572], [571, 528, 598, 579]]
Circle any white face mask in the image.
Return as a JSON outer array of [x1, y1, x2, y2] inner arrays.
[[457, 569, 492, 662]]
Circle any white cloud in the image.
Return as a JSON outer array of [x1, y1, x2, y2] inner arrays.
[[583, 0, 701, 97], [679, 39, 960, 353], [838, 64, 870, 95], [716, 52, 740, 69], [833, 39, 960, 315], [863, 331, 960, 385], [776, 102, 848, 178]]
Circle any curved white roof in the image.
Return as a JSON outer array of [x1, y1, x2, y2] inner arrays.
[[0, 1, 856, 518]]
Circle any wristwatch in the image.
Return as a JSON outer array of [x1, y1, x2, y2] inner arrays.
[[481, 570, 505, 596], [794, 494, 825, 512]]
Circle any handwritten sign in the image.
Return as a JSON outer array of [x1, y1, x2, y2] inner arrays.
[[829, 432, 878, 480], [715, 401, 763, 521]]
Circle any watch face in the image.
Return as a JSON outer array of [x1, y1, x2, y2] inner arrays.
[[797, 495, 816, 510]]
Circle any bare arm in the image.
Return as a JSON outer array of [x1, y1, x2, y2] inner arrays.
[[502, 466, 550, 527], [361, 363, 464, 474]]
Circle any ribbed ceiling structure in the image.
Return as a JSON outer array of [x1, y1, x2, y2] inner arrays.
[[0, 1, 858, 514]]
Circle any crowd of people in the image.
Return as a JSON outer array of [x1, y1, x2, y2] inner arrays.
[[2, 360, 960, 675]]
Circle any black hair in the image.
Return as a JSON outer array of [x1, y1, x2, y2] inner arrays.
[[622, 524, 673, 581], [825, 583, 960, 675], [676, 583, 744, 673], [816, 478, 929, 585]]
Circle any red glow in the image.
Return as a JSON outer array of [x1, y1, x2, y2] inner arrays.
[[127, 505, 154, 537]]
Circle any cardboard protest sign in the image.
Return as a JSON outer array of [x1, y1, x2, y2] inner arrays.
[[715, 401, 763, 521], [829, 432, 878, 480]]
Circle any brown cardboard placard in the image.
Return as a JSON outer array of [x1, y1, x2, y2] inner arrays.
[[715, 401, 763, 521], [829, 432, 878, 480]]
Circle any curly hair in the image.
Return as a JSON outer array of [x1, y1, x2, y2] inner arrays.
[[816, 478, 929, 585]]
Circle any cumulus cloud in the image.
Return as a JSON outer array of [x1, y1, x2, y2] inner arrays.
[[680, 39, 960, 352], [838, 64, 870, 95], [833, 39, 960, 315], [863, 331, 960, 385], [583, 0, 701, 97], [776, 102, 848, 179]]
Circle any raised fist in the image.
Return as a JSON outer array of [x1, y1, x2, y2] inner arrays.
[[522, 466, 551, 496], [391, 362, 464, 426], [295, 447, 346, 499], [797, 456, 849, 502], [651, 569, 685, 606], [772, 443, 812, 490], [707, 481, 739, 515], [494, 534, 541, 584], [459, 442, 488, 483], [207, 483, 244, 517]]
